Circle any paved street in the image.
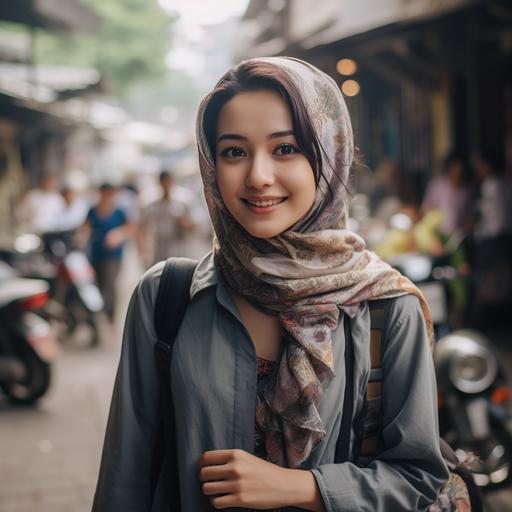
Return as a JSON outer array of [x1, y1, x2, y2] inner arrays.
[[0, 243, 511, 511], [0, 247, 140, 512]]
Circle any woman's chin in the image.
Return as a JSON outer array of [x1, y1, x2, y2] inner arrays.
[[241, 222, 292, 239]]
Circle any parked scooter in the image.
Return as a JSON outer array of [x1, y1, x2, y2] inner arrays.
[[436, 329, 512, 489], [0, 262, 59, 404], [390, 249, 512, 491], [41, 230, 104, 346], [3, 231, 104, 347]]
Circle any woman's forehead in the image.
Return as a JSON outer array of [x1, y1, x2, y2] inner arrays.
[[216, 90, 294, 139]]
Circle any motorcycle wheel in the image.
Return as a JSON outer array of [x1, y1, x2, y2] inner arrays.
[[0, 342, 51, 404], [455, 424, 512, 491]]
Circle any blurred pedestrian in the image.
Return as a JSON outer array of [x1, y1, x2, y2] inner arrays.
[[17, 174, 65, 233], [422, 153, 475, 237], [78, 183, 133, 322], [471, 152, 512, 316], [473, 152, 512, 241], [47, 185, 89, 232], [137, 170, 194, 267], [94, 57, 459, 512]]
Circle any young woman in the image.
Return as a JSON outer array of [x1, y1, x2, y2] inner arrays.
[[93, 57, 451, 511]]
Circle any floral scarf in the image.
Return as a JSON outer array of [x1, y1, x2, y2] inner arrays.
[[196, 56, 434, 468]]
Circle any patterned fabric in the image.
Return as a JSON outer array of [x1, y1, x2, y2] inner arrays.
[[428, 473, 472, 512], [255, 357, 277, 460], [196, 56, 434, 468]]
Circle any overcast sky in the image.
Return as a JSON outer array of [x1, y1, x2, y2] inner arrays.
[[158, 0, 250, 25]]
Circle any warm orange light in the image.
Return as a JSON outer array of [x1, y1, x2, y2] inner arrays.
[[491, 387, 510, 404], [341, 79, 360, 97], [336, 58, 357, 76]]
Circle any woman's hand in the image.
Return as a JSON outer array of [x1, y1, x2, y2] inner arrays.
[[198, 449, 324, 511]]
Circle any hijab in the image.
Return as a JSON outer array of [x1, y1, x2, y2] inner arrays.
[[196, 56, 433, 468]]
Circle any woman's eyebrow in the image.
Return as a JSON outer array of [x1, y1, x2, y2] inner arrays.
[[268, 130, 294, 139], [217, 130, 295, 144], [217, 133, 246, 143]]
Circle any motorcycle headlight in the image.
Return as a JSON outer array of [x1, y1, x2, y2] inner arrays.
[[435, 330, 498, 394], [450, 353, 497, 393]]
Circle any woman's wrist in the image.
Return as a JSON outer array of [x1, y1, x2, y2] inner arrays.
[[278, 467, 325, 511]]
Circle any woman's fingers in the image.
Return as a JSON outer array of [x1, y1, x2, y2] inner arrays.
[[210, 494, 237, 509], [201, 479, 233, 496], [199, 464, 232, 482], [198, 448, 243, 468]]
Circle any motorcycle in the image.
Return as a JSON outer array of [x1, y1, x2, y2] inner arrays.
[[0, 262, 59, 404], [389, 249, 512, 491], [435, 329, 512, 489], [4, 231, 104, 347]]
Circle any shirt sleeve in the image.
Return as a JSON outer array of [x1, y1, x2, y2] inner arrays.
[[92, 263, 164, 511], [311, 295, 449, 512]]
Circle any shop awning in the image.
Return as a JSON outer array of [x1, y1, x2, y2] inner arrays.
[[298, 0, 478, 50], [0, 0, 100, 32]]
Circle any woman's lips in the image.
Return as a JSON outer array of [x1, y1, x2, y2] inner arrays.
[[242, 197, 287, 214]]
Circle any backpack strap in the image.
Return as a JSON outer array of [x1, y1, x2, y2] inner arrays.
[[335, 313, 355, 462], [151, 257, 198, 511], [357, 302, 386, 461]]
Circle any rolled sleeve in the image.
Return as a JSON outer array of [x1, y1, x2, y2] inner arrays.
[[311, 295, 449, 512]]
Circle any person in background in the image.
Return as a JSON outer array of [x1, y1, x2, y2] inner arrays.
[[473, 152, 512, 241], [471, 152, 512, 317], [137, 170, 194, 267], [422, 153, 475, 237], [78, 183, 133, 322], [17, 174, 65, 233], [47, 185, 89, 232]]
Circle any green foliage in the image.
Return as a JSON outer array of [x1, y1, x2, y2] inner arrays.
[[34, 0, 175, 96]]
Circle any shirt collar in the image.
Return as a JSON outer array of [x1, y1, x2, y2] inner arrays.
[[190, 251, 243, 323], [190, 251, 218, 299]]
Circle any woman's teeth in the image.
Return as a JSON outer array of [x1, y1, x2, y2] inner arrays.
[[246, 198, 285, 207]]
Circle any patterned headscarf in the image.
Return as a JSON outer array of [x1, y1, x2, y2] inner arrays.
[[196, 57, 433, 468]]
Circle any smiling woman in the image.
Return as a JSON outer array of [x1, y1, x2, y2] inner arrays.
[[92, 57, 458, 512]]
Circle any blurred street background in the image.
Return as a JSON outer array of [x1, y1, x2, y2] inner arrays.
[[0, 0, 511, 510]]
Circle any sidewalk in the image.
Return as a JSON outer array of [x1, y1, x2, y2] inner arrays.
[[0, 246, 140, 512]]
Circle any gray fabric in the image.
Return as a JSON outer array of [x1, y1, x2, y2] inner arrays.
[[92, 252, 448, 512]]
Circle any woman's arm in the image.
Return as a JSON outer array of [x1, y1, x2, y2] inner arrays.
[[92, 263, 164, 511], [310, 295, 449, 512]]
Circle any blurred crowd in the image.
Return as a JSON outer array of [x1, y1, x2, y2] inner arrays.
[[358, 151, 512, 328], [12, 171, 212, 323]]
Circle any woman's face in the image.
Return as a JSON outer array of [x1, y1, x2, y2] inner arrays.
[[215, 89, 316, 239]]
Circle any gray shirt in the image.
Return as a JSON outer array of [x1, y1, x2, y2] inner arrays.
[[93, 252, 448, 511]]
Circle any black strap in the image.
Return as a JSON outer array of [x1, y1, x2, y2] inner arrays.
[[151, 257, 197, 511], [335, 313, 354, 463]]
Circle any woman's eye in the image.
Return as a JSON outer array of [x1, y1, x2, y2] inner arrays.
[[219, 147, 246, 158], [274, 144, 299, 156]]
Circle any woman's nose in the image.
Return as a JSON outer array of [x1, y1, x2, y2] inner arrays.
[[245, 152, 275, 189]]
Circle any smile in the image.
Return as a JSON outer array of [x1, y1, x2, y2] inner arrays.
[[243, 198, 287, 207], [242, 197, 288, 214]]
